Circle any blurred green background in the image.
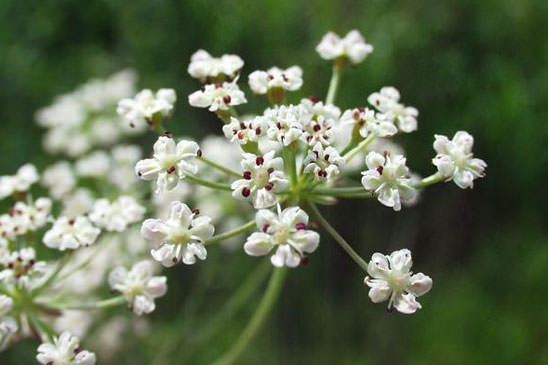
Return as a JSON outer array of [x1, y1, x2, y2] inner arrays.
[[1, 0, 548, 363]]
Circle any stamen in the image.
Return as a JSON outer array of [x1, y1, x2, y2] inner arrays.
[[295, 222, 306, 230], [242, 187, 251, 197], [376, 166, 384, 175], [255, 156, 264, 165], [167, 166, 177, 174], [243, 171, 252, 180]]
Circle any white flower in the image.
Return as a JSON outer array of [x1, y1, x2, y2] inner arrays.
[[300, 115, 334, 146], [135, 136, 199, 194], [361, 152, 416, 211], [0, 294, 17, 336], [42, 162, 76, 200], [222, 116, 266, 145], [89, 196, 145, 232], [187, 49, 244, 82], [9, 198, 52, 233], [364, 249, 432, 314], [75, 151, 111, 178], [299, 97, 341, 122], [368, 87, 418, 133], [263, 104, 307, 146], [231, 151, 288, 209], [0, 248, 46, 288], [340, 107, 397, 138], [117, 88, 176, 128], [316, 30, 373, 64], [61, 189, 95, 218], [108, 260, 167, 315], [248, 66, 303, 94], [303, 142, 345, 181], [43, 216, 101, 250], [432, 131, 487, 189], [244, 205, 320, 267], [141, 201, 214, 267], [0, 164, 39, 199], [36, 331, 96, 365], [109, 145, 142, 190], [188, 82, 247, 112]]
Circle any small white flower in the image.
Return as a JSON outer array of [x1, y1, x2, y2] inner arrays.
[[340, 107, 397, 138], [0, 294, 17, 336], [36, 331, 96, 365], [368, 87, 418, 133], [231, 151, 288, 209], [432, 131, 487, 189], [303, 142, 345, 181], [300, 115, 334, 146], [361, 152, 416, 211], [108, 260, 167, 315], [89, 196, 145, 232], [299, 97, 341, 122], [141, 201, 214, 267], [187, 49, 244, 82], [0, 164, 39, 199], [316, 30, 373, 64], [42, 162, 76, 200], [43, 216, 101, 250], [248, 66, 303, 94], [117, 88, 176, 128], [135, 136, 199, 194], [222, 116, 266, 145], [364, 249, 432, 314], [9, 198, 52, 234], [0, 248, 46, 288], [188, 81, 247, 112], [263, 104, 307, 146], [75, 151, 111, 178], [109, 144, 142, 190], [244, 205, 320, 267]]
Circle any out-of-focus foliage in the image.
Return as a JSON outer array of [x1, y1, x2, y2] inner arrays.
[[1, 0, 547, 363]]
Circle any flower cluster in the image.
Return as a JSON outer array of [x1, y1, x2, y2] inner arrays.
[[0, 28, 487, 363]]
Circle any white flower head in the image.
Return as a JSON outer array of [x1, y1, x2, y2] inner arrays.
[[117, 88, 176, 128], [316, 30, 373, 64], [222, 116, 266, 145], [135, 136, 199, 194], [368, 87, 418, 133], [361, 152, 416, 211], [89, 196, 145, 232], [248, 66, 303, 94], [0, 248, 46, 288], [244, 205, 320, 267], [300, 115, 334, 146], [263, 104, 307, 146], [231, 151, 288, 209], [303, 142, 345, 181], [43, 216, 101, 251], [364, 249, 432, 314], [340, 107, 397, 138], [0, 164, 39, 199], [432, 131, 487, 189], [187, 49, 244, 82], [188, 81, 247, 112], [108, 260, 167, 315], [141, 201, 214, 267], [36, 331, 96, 365], [8, 198, 52, 234]]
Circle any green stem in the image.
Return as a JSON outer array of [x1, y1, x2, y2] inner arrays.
[[185, 175, 233, 191], [414, 172, 444, 189], [43, 296, 125, 311], [306, 202, 368, 272], [199, 156, 241, 178], [28, 311, 55, 342], [213, 267, 288, 365], [282, 143, 298, 188], [32, 253, 71, 296], [343, 133, 377, 163], [204, 221, 256, 246], [326, 63, 343, 105]]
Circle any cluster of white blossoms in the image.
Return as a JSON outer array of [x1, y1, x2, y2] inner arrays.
[[0, 28, 487, 364]]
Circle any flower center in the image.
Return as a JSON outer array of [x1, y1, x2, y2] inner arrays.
[[167, 226, 191, 245], [253, 168, 270, 188]]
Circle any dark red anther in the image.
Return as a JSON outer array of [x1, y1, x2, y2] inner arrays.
[[313, 124, 321, 132], [8, 207, 15, 217], [223, 95, 231, 104], [215, 83, 223, 89], [262, 223, 270, 233], [313, 150, 319, 158], [376, 166, 384, 175], [255, 156, 264, 165], [29, 259, 35, 266], [295, 222, 306, 230], [255, 127, 262, 135], [68, 218, 75, 225], [240, 122, 246, 129], [276, 122, 282, 130], [74, 348, 82, 354], [172, 257, 178, 264], [308, 95, 318, 103], [237, 132, 245, 140], [138, 171, 142, 177], [163, 131, 173, 138], [197, 149, 203, 157], [264, 183, 273, 191], [267, 167, 274, 174], [282, 73, 288, 82], [359, 107, 366, 112], [243, 171, 252, 180], [324, 154, 330, 161], [386, 306, 394, 313], [7, 263, 13, 269], [300, 257, 309, 266], [167, 166, 176, 174], [192, 209, 200, 215], [267, 74, 274, 80], [242, 187, 251, 197]]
